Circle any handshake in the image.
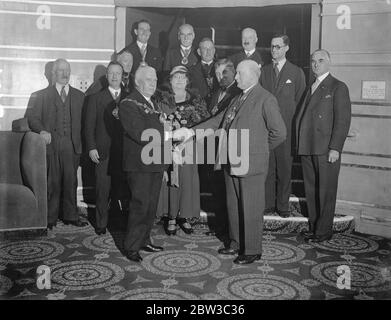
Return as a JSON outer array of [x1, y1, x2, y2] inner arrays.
[[165, 127, 195, 143]]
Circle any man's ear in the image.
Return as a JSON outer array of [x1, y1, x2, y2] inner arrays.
[[134, 29, 138, 37], [285, 45, 290, 53], [197, 48, 201, 56]]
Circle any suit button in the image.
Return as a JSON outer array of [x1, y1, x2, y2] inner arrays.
[[319, 115, 322, 118]]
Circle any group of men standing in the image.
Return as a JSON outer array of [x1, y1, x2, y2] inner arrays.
[[25, 19, 351, 265]]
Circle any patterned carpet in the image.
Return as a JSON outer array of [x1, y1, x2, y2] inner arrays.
[[1, 206, 391, 301]]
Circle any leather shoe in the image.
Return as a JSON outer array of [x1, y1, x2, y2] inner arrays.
[[141, 244, 164, 252], [234, 254, 262, 265], [218, 247, 239, 255], [177, 219, 193, 234], [164, 220, 177, 236], [95, 227, 106, 235], [63, 219, 88, 227], [125, 251, 142, 262], [309, 234, 333, 243], [300, 230, 315, 239], [47, 222, 57, 230], [276, 210, 291, 218]]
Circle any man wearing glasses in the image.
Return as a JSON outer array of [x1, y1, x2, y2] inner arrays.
[[261, 34, 306, 218]]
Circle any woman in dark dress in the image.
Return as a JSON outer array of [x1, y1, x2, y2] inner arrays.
[[155, 65, 210, 235]]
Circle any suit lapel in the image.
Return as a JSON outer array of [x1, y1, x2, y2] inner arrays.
[[275, 61, 290, 95], [229, 84, 258, 127], [308, 74, 333, 108]]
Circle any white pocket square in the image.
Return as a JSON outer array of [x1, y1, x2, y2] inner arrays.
[[286, 79, 292, 84], [325, 94, 332, 98]]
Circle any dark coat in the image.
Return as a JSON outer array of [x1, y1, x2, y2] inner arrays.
[[261, 60, 306, 146], [229, 50, 264, 68], [163, 46, 199, 71], [118, 89, 165, 172], [208, 82, 242, 116], [84, 88, 126, 162], [26, 85, 84, 155], [189, 61, 219, 103], [123, 42, 163, 75], [296, 74, 351, 155]]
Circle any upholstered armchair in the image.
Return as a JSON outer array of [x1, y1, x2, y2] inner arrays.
[[0, 128, 47, 231]]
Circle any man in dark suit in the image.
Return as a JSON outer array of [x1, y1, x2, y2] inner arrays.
[[177, 60, 286, 264], [209, 58, 241, 116], [85, 51, 134, 97], [26, 58, 88, 229], [261, 34, 306, 217], [189, 37, 219, 104], [122, 20, 162, 75], [296, 49, 351, 242], [85, 61, 128, 235], [163, 24, 199, 72], [118, 65, 167, 262], [229, 28, 263, 69], [204, 58, 241, 240]]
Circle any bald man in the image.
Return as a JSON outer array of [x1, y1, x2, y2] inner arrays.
[[27, 59, 88, 229], [164, 24, 199, 72], [296, 49, 351, 243], [182, 60, 286, 264], [229, 28, 264, 69], [119, 65, 167, 262]]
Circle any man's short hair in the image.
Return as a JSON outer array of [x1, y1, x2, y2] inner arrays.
[[135, 65, 155, 83], [198, 37, 214, 48], [52, 58, 70, 74], [312, 49, 331, 61], [178, 23, 194, 35], [272, 34, 290, 46], [215, 58, 235, 73], [136, 19, 151, 29], [107, 61, 124, 73]]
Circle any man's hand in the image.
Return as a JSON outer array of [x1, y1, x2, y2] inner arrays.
[[39, 130, 51, 145], [89, 149, 100, 164], [172, 127, 194, 142], [328, 149, 340, 163]]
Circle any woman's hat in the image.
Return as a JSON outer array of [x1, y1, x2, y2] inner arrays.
[[170, 65, 188, 77]]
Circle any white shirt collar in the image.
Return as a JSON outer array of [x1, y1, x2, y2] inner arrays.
[[243, 83, 256, 95], [226, 81, 235, 89], [137, 40, 147, 49], [201, 60, 213, 66], [180, 45, 192, 51], [55, 83, 69, 95], [245, 48, 256, 56], [317, 72, 330, 83], [108, 86, 121, 98], [273, 58, 287, 71]]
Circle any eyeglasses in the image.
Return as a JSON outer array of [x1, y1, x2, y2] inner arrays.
[[271, 45, 286, 50]]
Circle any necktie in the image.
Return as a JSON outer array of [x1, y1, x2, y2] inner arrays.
[[222, 93, 245, 131], [311, 78, 320, 94], [140, 44, 147, 61], [60, 86, 67, 103], [246, 51, 251, 58], [273, 61, 280, 78], [217, 88, 226, 103], [114, 91, 118, 99]]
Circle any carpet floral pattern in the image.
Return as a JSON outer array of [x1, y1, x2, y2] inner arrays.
[[0, 218, 390, 300]]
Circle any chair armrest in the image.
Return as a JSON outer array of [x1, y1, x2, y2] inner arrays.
[[20, 132, 47, 218], [12, 118, 31, 133]]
